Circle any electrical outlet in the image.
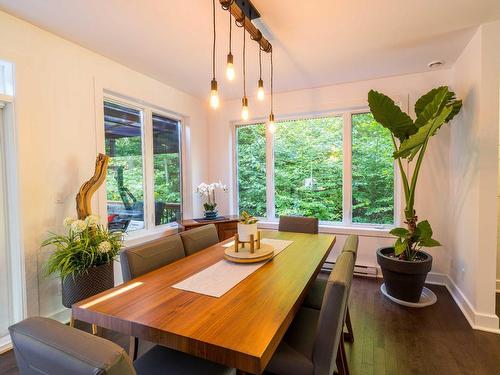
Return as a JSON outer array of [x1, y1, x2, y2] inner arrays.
[[55, 192, 65, 204]]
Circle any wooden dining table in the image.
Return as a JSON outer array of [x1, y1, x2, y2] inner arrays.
[[72, 230, 336, 374]]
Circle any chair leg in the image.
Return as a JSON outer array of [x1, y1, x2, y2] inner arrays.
[[344, 306, 354, 343], [129, 336, 139, 360], [339, 337, 350, 375], [91, 324, 98, 335], [69, 313, 75, 328]]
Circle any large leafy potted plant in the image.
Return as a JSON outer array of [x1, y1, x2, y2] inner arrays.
[[42, 215, 122, 308], [368, 86, 462, 303]]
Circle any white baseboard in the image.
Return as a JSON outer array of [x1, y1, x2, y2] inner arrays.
[[49, 308, 71, 325], [426, 272, 499, 334], [0, 335, 12, 354]]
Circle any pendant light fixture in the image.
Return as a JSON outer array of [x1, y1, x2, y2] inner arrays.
[[241, 27, 249, 121], [268, 50, 275, 133], [257, 47, 265, 101], [210, 0, 219, 109], [226, 11, 235, 81]]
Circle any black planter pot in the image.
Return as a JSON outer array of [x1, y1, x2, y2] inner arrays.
[[377, 247, 432, 303], [61, 262, 114, 308]]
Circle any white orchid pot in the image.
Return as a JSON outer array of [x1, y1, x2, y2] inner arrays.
[[237, 223, 258, 242]]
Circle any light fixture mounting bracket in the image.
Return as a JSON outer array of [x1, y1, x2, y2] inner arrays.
[[220, 0, 272, 53]]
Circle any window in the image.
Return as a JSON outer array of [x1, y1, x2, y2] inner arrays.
[[104, 99, 182, 233], [236, 124, 267, 217], [274, 117, 343, 221], [152, 113, 182, 225], [351, 113, 394, 224], [235, 111, 396, 227]]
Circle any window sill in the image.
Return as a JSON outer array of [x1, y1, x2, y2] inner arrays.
[[121, 224, 180, 249], [257, 221, 394, 238]]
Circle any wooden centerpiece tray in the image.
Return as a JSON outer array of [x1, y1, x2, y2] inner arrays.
[[224, 231, 274, 263]]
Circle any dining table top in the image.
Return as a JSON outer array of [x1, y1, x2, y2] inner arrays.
[[72, 230, 336, 374]]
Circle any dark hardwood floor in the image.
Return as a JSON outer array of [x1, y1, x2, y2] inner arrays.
[[1, 277, 499, 375]]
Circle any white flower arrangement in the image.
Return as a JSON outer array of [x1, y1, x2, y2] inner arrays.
[[70, 220, 87, 233], [43, 215, 123, 280], [196, 181, 228, 211], [98, 241, 112, 253]]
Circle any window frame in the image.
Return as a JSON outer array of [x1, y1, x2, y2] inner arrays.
[[232, 107, 402, 230], [101, 93, 184, 239]]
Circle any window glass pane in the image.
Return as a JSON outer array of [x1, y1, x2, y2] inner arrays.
[[274, 117, 343, 221], [152, 114, 182, 225], [236, 124, 267, 217], [104, 101, 145, 232], [351, 112, 394, 224]]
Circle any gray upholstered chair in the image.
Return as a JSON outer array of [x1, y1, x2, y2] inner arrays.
[[120, 234, 185, 282], [278, 215, 319, 234], [179, 224, 219, 256], [9, 317, 233, 375], [303, 234, 359, 342], [120, 234, 186, 359], [265, 252, 355, 375]]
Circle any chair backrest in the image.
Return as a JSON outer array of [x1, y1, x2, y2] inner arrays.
[[9, 317, 136, 375], [179, 224, 219, 256], [313, 252, 355, 375], [341, 234, 359, 261], [120, 234, 185, 282], [278, 215, 319, 234]]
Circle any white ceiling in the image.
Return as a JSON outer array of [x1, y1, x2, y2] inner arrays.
[[1, 0, 500, 101]]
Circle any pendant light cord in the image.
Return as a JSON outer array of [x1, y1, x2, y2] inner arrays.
[[259, 47, 262, 80], [270, 50, 274, 112], [212, 0, 216, 80], [229, 11, 232, 54], [243, 27, 246, 97]]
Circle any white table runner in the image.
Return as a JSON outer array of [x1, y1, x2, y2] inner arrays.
[[172, 239, 293, 297]]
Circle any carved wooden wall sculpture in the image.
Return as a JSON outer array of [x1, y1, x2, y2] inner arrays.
[[76, 153, 110, 219]]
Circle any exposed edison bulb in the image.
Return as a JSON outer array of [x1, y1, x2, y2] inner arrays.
[[241, 97, 249, 121], [268, 113, 276, 133], [226, 53, 235, 81], [257, 79, 265, 101], [210, 79, 219, 109]]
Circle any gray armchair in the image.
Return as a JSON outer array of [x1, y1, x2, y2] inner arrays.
[[278, 215, 319, 234], [179, 224, 219, 256], [9, 317, 233, 375], [303, 234, 359, 342], [120, 234, 185, 282], [265, 251, 355, 375]]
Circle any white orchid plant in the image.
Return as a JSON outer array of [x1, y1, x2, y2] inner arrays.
[[42, 215, 122, 280], [196, 181, 228, 212]]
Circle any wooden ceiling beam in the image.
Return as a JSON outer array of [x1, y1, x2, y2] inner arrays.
[[220, 0, 272, 53]]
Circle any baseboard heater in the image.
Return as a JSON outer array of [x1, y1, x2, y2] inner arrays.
[[322, 262, 378, 278]]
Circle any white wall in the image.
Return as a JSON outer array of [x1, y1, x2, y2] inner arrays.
[[0, 11, 209, 319], [450, 21, 500, 330], [208, 70, 453, 273]]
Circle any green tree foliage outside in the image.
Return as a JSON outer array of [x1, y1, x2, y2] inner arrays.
[[105, 136, 145, 203], [236, 124, 267, 217], [352, 113, 394, 224], [105, 135, 181, 224], [236, 114, 395, 225], [274, 117, 343, 221]]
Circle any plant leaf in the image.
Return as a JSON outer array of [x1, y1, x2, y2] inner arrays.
[[390, 227, 410, 238], [394, 238, 407, 256], [414, 87, 450, 129], [416, 220, 433, 240], [368, 90, 417, 142], [394, 105, 453, 159], [419, 238, 441, 247]]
